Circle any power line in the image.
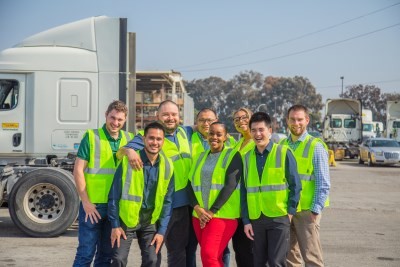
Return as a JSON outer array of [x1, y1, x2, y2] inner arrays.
[[175, 2, 400, 69], [317, 79, 400, 90], [180, 22, 400, 73]]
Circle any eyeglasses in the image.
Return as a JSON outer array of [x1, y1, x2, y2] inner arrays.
[[198, 118, 215, 124], [233, 115, 249, 123]]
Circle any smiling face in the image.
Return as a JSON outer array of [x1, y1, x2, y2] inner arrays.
[[105, 109, 127, 138], [233, 110, 251, 135], [207, 123, 227, 153], [157, 102, 180, 134], [197, 110, 217, 137], [250, 121, 272, 152], [287, 109, 309, 140], [143, 128, 165, 155]]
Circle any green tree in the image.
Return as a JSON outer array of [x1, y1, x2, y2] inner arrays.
[[342, 84, 387, 122], [185, 72, 324, 132]]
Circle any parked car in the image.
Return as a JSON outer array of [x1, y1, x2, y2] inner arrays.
[[358, 138, 400, 166]]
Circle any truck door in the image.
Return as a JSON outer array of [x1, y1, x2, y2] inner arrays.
[[0, 74, 25, 153]]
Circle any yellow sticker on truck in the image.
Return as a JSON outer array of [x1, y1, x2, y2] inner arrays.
[[2, 123, 19, 129]]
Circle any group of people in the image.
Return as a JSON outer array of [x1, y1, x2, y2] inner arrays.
[[72, 99, 330, 267]]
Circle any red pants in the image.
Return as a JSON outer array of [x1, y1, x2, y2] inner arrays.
[[192, 217, 238, 267]]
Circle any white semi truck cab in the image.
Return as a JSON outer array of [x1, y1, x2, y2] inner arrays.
[[386, 101, 400, 143], [322, 98, 362, 158], [0, 16, 136, 237]]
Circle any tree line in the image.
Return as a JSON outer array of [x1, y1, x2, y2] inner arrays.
[[184, 70, 400, 132]]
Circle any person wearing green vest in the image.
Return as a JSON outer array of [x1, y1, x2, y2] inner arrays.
[[188, 108, 233, 267], [108, 122, 174, 267], [231, 107, 256, 267], [117, 100, 192, 267], [280, 105, 330, 267], [242, 112, 301, 267], [73, 100, 133, 267], [188, 122, 242, 267]]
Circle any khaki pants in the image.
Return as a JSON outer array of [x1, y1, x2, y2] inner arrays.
[[287, 210, 324, 267]]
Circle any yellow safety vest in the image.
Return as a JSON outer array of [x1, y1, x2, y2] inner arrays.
[[119, 151, 173, 227], [280, 135, 330, 210], [190, 147, 240, 219], [244, 143, 289, 219], [84, 129, 133, 203], [139, 127, 191, 191], [234, 137, 255, 156]]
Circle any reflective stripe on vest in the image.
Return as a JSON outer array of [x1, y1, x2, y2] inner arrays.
[[84, 129, 132, 203], [119, 151, 173, 227], [244, 144, 289, 219], [280, 135, 329, 210], [190, 148, 240, 219], [161, 127, 191, 191]]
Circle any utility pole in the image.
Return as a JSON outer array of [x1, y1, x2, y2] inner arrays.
[[340, 76, 344, 97]]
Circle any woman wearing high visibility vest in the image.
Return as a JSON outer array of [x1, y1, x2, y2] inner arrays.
[[231, 107, 256, 267], [242, 112, 301, 267], [189, 122, 242, 267]]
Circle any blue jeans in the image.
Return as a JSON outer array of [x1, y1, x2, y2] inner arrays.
[[73, 203, 112, 267]]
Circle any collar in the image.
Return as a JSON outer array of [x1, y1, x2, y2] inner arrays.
[[288, 131, 309, 143], [255, 141, 274, 155], [140, 149, 160, 165], [102, 124, 122, 141]]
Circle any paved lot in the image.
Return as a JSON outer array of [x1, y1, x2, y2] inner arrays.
[[0, 160, 399, 267]]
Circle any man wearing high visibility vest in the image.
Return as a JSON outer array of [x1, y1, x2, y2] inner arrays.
[[117, 100, 193, 267], [108, 122, 174, 267], [73, 100, 133, 267], [280, 105, 330, 267], [242, 112, 301, 267]]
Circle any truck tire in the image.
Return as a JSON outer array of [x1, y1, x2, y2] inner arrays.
[[8, 168, 79, 237]]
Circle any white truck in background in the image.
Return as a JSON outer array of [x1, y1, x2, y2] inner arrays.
[[322, 98, 362, 159], [386, 100, 400, 143], [0, 16, 137, 237], [361, 109, 376, 139]]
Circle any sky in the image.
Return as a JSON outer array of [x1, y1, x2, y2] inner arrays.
[[0, 0, 399, 102]]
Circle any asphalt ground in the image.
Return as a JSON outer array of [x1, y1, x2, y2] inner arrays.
[[0, 159, 399, 267]]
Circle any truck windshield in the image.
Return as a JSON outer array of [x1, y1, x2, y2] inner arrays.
[[344, 119, 356, 128], [363, 124, 373, 132], [330, 118, 342, 128], [0, 80, 19, 110]]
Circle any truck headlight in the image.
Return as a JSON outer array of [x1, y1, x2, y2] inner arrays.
[[375, 151, 383, 156]]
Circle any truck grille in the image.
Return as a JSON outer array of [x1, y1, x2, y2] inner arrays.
[[384, 152, 399, 160]]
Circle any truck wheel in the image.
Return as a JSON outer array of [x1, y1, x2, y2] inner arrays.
[[8, 168, 79, 237]]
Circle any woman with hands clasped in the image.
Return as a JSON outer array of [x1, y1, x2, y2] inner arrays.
[[188, 122, 243, 267]]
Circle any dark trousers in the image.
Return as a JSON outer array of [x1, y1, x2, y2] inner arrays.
[[111, 212, 161, 267], [232, 219, 254, 267], [251, 214, 290, 267], [165, 206, 190, 267]]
